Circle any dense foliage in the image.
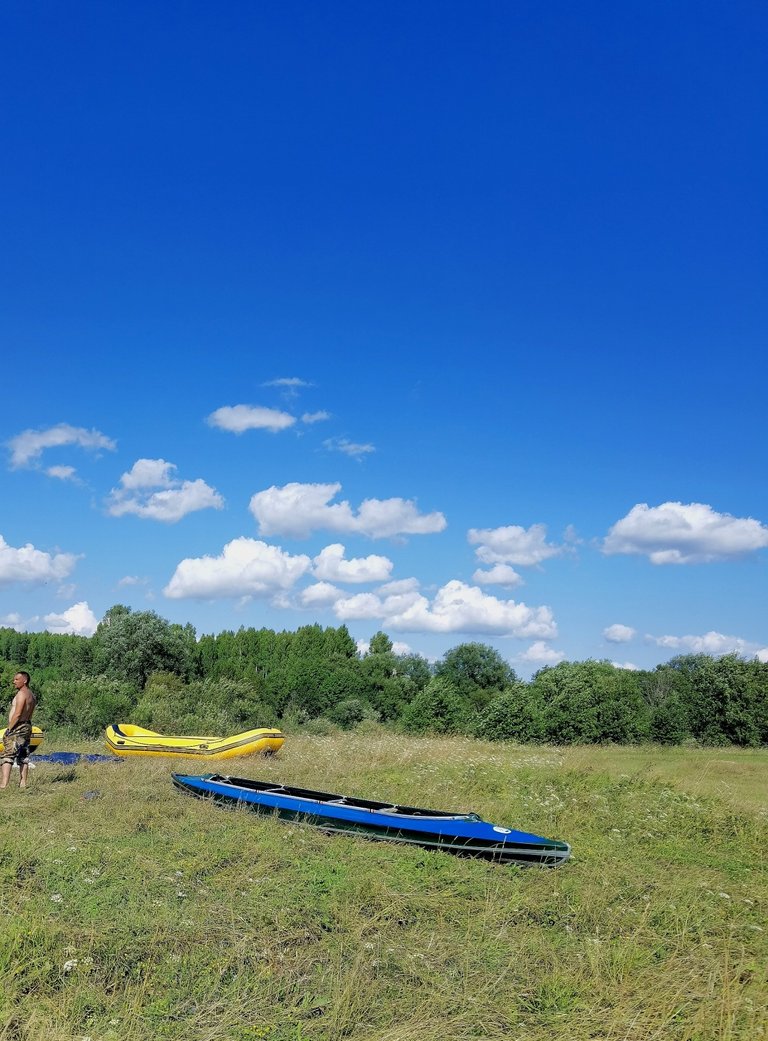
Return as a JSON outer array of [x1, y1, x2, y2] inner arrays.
[[0, 608, 766, 745]]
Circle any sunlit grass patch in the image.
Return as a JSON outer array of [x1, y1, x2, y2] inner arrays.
[[0, 733, 765, 1040]]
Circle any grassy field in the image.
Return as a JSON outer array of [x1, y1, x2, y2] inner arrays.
[[0, 731, 765, 1041]]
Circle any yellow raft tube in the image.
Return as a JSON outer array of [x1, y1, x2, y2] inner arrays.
[[105, 723, 284, 760], [0, 726, 44, 752]]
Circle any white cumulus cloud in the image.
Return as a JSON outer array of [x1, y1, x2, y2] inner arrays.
[[44, 601, 99, 636], [603, 502, 768, 564], [468, 523, 563, 567], [604, 623, 637, 643], [107, 459, 224, 523], [648, 630, 767, 658], [312, 544, 393, 584], [164, 538, 312, 599], [299, 582, 343, 607], [356, 638, 413, 656], [472, 563, 524, 588], [333, 579, 556, 638], [207, 404, 296, 433], [249, 482, 447, 539], [377, 578, 421, 595], [0, 612, 38, 632], [301, 411, 330, 424], [0, 535, 78, 586], [118, 458, 176, 489], [7, 423, 116, 470], [517, 641, 565, 665], [391, 640, 413, 656]]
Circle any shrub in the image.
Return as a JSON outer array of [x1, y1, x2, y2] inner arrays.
[[475, 682, 546, 742], [400, 677, 474, 735]]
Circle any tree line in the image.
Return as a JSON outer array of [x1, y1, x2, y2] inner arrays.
[[0, 605, 766, 746]]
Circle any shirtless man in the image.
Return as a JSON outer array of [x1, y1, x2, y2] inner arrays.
[[1, 672, 37, 789]]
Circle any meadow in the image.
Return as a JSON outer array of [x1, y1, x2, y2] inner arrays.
[[0, 732, 765, 1041]]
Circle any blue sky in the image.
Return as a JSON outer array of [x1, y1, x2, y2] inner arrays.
[[2, 1, 766, 676]]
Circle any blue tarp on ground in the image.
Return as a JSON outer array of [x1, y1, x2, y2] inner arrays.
[[33, 752, 124, 764]]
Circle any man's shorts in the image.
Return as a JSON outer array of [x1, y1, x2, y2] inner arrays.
[[2, 721, 32, 767]]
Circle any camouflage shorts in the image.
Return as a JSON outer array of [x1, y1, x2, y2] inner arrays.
[[2, 721, 32, 766]]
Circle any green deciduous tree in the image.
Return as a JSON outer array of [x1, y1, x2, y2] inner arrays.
[[434, 643, 515, 711], [531, 660, 650, 744], [93, 606, 197, 689]]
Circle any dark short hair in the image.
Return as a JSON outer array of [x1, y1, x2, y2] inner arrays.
[[16, 671, 30, 685]]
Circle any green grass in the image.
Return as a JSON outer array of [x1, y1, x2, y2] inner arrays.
[[0, 732, 766, 1041]]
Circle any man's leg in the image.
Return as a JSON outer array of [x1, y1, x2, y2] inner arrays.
[[19, 760, 29, 788], [0, 762, 11, 789]]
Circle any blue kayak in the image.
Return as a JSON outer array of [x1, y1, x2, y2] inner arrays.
[[172, 773, 571, 866]]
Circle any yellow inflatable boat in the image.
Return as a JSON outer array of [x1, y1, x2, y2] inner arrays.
[[0, 726, 44, 752], [104, 724, 284, 759]]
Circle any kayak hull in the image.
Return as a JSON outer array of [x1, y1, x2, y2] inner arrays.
[[172, 773, 571, 866]]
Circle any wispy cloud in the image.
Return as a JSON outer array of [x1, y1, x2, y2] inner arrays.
[[603, 502, 768, 564], [263, 377, 313, 390], [249, 482, 446, 539], [7, 423, 116, 470], [107, 459, 224, 523], [302, 411, 330, 424], [207, 404, 296, 434], [323, 437, 375, 459], [46, 465, 78, 482]]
